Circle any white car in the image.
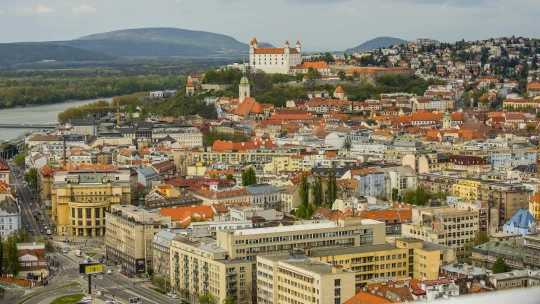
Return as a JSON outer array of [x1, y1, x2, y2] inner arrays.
[[167, 292, 174, 297], [171, 294, 179, 299], [107, 268, 112, 275], [106, 301, 118, 304]]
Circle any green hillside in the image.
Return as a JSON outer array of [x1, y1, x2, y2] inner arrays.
[[0, 43, 114, 67]]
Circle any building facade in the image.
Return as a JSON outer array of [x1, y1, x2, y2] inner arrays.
[[249, 38, 302, 74], [51, 169, 132, 236], [257, 251, 355, 304], [105, 205, 168, 274], [402, 207, 478, 262]]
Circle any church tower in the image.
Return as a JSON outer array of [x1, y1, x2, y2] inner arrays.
[[442, 110, 452, 130], [239, 63, 250, 102]]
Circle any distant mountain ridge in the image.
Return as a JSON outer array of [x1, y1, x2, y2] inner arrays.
[[50, 27, 250, 58], [345, 36, 408, 53], [0, 43, 114, 67]]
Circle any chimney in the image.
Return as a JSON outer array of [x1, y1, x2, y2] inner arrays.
[[332, 265, 343, 274]]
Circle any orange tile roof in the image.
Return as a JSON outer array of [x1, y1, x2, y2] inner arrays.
[[186, 81, 194, 88], [158, 206, 214, 227], [343, 291, 392, 304], [334, 86, 345, 94], [291, 61, 329, 69], [268, 113, 314, 121], [212, 139, 276, 152], [359, 209, 412, 223]]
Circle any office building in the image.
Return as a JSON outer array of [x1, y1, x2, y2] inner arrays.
[[51, 168, 133, 236], [257, 250, 355, 304], [105, 205, 169, 274], [402, 207, 478, 262]]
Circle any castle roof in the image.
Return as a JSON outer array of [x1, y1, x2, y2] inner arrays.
[[186, 81, 194, 88], [334, 86, 345, 94]]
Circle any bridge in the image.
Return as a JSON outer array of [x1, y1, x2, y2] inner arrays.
[[0, 124, 57, 129]]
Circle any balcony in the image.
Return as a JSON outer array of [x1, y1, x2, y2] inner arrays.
[[228, 271, 237, 276]]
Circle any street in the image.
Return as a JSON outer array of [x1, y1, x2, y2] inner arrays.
[[3, 161, 179, 304]]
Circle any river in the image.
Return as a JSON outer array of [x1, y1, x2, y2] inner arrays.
[[0, 97, 113, 142]]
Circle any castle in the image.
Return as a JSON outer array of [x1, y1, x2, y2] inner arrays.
[[249, 38, 302, 74]]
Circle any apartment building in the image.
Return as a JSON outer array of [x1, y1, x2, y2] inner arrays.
[[396, 238, 455, 280], [151, 123, 203, 148], [169, 236, 253, 304], [51, 168, 132, 236], [402, 207, 478, 262], [153, 230, 177, 287], [192, 147, 298, 166], [477, 183, 532, 224], [215, 219, 386, 263], [308, 244, 409, 288], [472, 238, 525, 270], [523, 234, 540, 270], [257, 251, 355, 304], [105, 205, 169, 274]]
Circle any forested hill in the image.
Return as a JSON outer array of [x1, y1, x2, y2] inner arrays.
[[56, 27, 250, 58], [345, 37, 408, 53], [0, 43, 114, 67]]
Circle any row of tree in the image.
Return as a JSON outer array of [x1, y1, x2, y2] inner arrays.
[[296, 170, 338, 219], [241, 167, 257, 186], [0, 75, 184, 109]]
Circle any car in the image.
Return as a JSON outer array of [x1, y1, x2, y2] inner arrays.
[[106, 301, 118, 304], [107, 268, 112, 275], [167, 292, 174, 297], [171, 294, 179, 299], [82, 295, 92, 301], [62, 247, 70, 253]]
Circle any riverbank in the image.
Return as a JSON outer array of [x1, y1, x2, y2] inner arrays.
[[0, 97, 113, 141]]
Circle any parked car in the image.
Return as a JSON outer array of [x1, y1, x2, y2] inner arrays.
[[171, 294, 179, 299], [107, 268, 112, 275], [62, 247, 70, 253]]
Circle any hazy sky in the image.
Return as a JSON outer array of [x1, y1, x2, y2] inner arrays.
[[1, 0, 539, 51]]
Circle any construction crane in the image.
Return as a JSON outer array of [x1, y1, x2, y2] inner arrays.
[[79, 99, 121, 123]]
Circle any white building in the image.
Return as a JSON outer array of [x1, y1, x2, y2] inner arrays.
[[249, 38, 302, 74], [0, 197, 21, 239]]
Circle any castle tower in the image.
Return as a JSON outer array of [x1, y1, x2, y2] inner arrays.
[[239, 63, 250, 102], [284, 40, 290, 54], [442, 110, 452, 130], [186, 81, 195, 97], [296, 40, 301, 53]]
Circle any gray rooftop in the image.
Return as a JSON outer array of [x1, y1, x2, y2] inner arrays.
[[0, 197, 19, 214], [245, 184, 278, 194], [473, 238, 525, 260], [262, 253, 352, 275]]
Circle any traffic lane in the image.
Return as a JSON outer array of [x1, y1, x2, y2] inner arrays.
[[10, 168, 43, 240]]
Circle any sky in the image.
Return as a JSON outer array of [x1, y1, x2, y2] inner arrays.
[[1, 0, 539, 51]]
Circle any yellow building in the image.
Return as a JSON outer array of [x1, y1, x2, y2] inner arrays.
[[402, 207, 478, 262], [170, 236, 253, 304], [395, 238, 455, 280], [258, 251, 355, 304], [192, 149, 298, 166], [105, 205, 169, 274], [452, 179, 482, 200], [308, 244, 408, 288], [530, 194, 540, 221], [215, 219, 386, 262], [51, 169, 132, 236]]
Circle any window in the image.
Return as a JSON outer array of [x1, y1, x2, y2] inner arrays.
[[335, 288, 341, 296], [335, 279, 340, 287]]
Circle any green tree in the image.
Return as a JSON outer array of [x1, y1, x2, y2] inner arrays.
[[533, 55, 538, 70], [5, 236, 19, 278], [223, 297, 236, 304], [13, 230, 31, 243], [242, 167, 257, 186], [326, 168, 337, 205], [13, 154, 25, 167], [324, 52, 335, 62], [299, 173, 309, 207], [43, 238, 57, 253], [337, 71, 346, 81], [312, 174, 324, 207], [226, 174, 234, 181], [492, 257, 510, 274], [392, 188, 399, 202], [24, 168, 38, 189], [199, 292, 217, 304]]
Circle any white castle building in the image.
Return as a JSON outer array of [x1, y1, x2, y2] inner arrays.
[[249, 38, 302, 74]]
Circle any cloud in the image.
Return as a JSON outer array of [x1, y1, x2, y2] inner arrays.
[[36, 4, 55, 14], [72, 4, 97, 14]]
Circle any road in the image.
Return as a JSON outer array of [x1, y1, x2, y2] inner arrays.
[[9, 162, 46, 241], [5, 162, 180, 304]]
